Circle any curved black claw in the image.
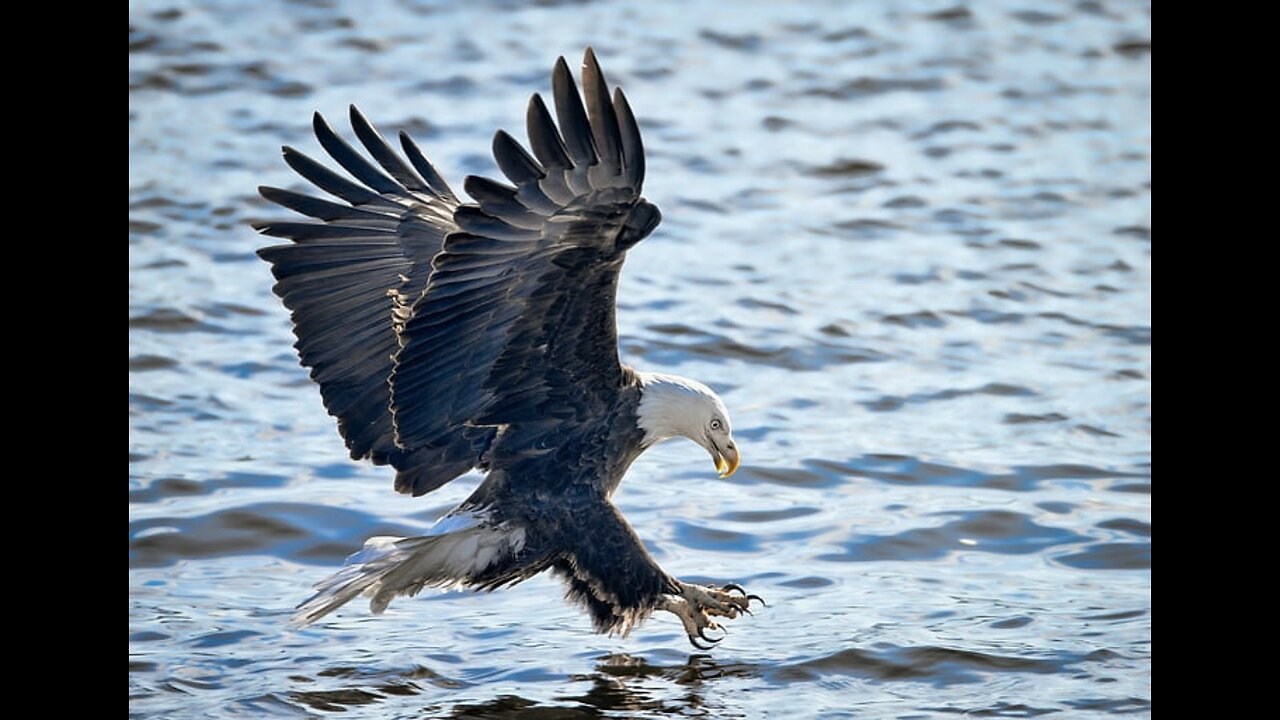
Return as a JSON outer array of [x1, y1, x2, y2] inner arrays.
[[722, 583, 748, 596], [688, 634, 715, 651], [697, 625, 725, 645], [746, 594, 767, 607]]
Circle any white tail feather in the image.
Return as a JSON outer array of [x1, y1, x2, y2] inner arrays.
[[290, 511, 524, 626]]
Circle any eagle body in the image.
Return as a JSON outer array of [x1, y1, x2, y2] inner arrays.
[[257, 50, 757, 647]]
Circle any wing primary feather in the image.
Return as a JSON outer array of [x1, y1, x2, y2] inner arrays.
[[525, 93, 572, 171], [348, 105, 436, 194], [399, 131, 459, 202], [254, 222, 396, 241], [492, 130, 545, 186], [257, 186, 396, 226], [612, 88, 645, 187], [551, 56, 599, 168], [486, 129, 558, 217], [281, 146, 397, 208], [311, 112, 407, 196], [582, 48, 621, 170]]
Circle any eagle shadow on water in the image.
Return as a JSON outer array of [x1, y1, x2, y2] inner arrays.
[[255, 48, 763, 648]]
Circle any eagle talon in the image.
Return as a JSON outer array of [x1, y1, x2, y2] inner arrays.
[[747, 594, 766, 607], [698, 625, 725, 644], [659, 580, 761, 648], [688, 634, 714, 651]]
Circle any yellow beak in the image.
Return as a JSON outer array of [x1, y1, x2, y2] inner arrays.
[[714, 444, 741, 478]]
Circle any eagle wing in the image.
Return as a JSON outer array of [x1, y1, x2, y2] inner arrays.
[[256, 105, 497, 488], [256, 49, 658, 496], [389, 49, 660, 467]]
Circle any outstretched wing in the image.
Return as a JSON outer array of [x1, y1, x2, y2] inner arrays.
[[390, 48, 662, 455], [255, 108, 492, 490]]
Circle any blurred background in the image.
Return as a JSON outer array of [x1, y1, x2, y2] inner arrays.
[[129, 0, 1151, 717]]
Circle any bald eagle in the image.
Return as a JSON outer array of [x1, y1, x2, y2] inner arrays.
[[255, 49, 760, 648]]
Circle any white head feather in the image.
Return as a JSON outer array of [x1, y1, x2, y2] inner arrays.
[[635, 372, 731, 446]]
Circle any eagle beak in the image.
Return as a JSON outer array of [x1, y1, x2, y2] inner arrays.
[[713, 443, 741, 479]]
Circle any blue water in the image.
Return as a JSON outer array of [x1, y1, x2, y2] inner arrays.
[[129, 1, 1151, 717]]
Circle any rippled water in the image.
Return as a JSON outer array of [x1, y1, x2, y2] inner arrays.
[[130, 1, 1151, 717]]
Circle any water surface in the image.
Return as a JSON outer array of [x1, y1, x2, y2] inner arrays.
[[129, 1, 1151, 717]]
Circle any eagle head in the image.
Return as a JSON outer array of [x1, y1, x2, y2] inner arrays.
[[635, 372, 740, 478]]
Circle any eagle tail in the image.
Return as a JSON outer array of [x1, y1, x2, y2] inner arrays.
[[290, 512, 526, 626]]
